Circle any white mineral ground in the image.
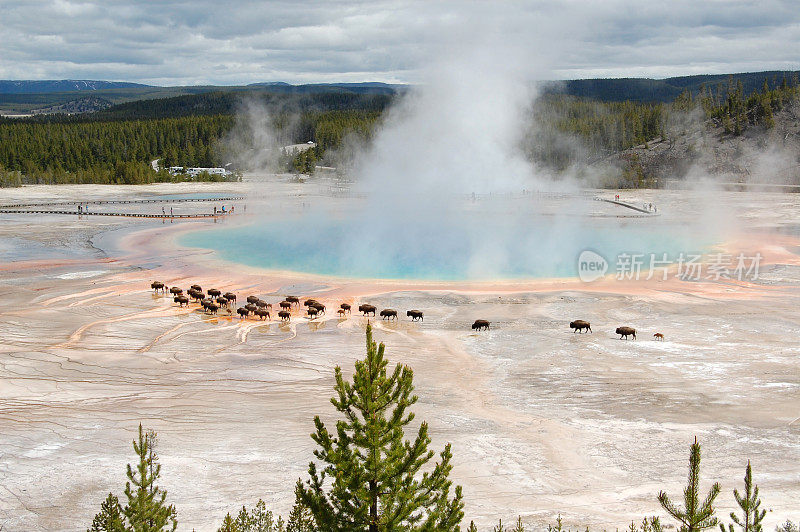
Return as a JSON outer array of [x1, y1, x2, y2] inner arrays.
[[0, 175, 798, 531]]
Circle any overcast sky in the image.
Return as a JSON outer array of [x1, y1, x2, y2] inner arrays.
[[1, 0, 799, 85]]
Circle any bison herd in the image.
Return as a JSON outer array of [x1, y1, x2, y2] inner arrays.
[[151, 281, 428, 325], [150, 281, 663, 338]]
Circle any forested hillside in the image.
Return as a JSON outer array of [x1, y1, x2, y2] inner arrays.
[[1, 73, 797, 188], [599, 76, 800, 187]]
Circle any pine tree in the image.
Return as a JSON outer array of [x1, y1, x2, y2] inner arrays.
[[467, 521, 479, 532], [233, 499, 285, 532], [123, 424, 177, 532], [296, 324, 465, 531], [87, 493, 125, 532], [658, 437, 721, 532], [219, 513, 242, 532], [286, 498, 316, 532], [510, 516, 526, 532], [720, 461, 766, 532]]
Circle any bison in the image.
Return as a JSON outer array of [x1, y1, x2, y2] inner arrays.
[[190, 284, 202, 292], [208, 288, 221, 298], [246, 295, 260, 305], [174, 295, 189, 307], [311, 302, 326, 314], [216, 296, 229, 307], [286, 296, 300, 306], [337, 308, 346, 317], [279, 301, 292, 310], [340, 303, 351, 313], [653, 333, 664, 341], [307, 307, 319, 318], [616, 326, 636, 340], [407, 310, 424, 321], [245, 303, 257, 314], [224, 292, 236, 303], [205, 303, 219, 315], [278, 311, 291, 321], [189, 290, 205, 302], [304, 299, 319, 307], [169, 287, 183, 295], [359, 304, 376, 316], [151, 281, 166, 293], [236, 307, 249, 319], [254, 309, 270, 320], [472, 319, 490, 331], [380, 309, 398, 321], [569, 320, 592, 333]]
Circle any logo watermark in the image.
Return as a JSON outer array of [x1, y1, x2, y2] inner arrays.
[[577, 251, 762, 282], [577, 250, 609, 282]]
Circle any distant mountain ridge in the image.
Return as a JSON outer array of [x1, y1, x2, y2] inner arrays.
[[545, 70, 800, 102], [0, 80, 151, 94], [2, 71, 799, 116]]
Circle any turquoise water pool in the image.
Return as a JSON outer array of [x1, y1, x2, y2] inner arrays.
[[180, 213, 705, 280]]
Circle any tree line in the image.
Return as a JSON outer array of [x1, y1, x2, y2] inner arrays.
[[1, 77, 797, 188], [696, 74, 800, 134], [82, 326, 796, 532]]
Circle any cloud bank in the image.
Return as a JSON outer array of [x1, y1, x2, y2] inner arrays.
[[1, 0, 799, 85]]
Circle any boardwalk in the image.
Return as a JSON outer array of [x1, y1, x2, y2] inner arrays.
[[0, 196, 246, 219], [597, 197, 658, 214]]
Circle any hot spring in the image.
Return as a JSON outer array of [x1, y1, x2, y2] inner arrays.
[[178, 193, 707, 281]]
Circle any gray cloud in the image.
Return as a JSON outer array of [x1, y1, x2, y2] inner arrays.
[[0, 0, 798, 84]]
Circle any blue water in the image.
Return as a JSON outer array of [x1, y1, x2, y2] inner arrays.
[[180, 214, 705, 281]]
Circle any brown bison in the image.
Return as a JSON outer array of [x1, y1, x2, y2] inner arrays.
[[304, 299, 319, 307], [216, 296, 229, 307], [359, 304, 376, 316], [616, 326, 636, 340], [205, 303, 219, 315], [236, 307, 249, 319], [254, 309, 270, 320], [407, 310, 424, 321], [246, 295, 260, 305], [278, 311, 291, 321], [245, 303, 257, 314], [337, 308, 346, 317], [224, 292, 236, 303], [279, 301, 292, 310], [169, 287, 183, 295], [380, 309, 398, 321], [189, 290, 205, 302], [286, 296, 300, 306], [307, 307, 319, 318], [151, 281, 166, 293], [340, 303, 351, 313], [653, 333, 664, 341], [190, 284, 202, 292], [208, 288, 221, 297], [569, 320, 592, 333], [472, 320, 490, 331], [311, 302, 326, 314], [174, 295, 189, 307]]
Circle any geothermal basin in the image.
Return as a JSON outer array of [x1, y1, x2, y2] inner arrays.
[[0, 175, 799, 531]]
